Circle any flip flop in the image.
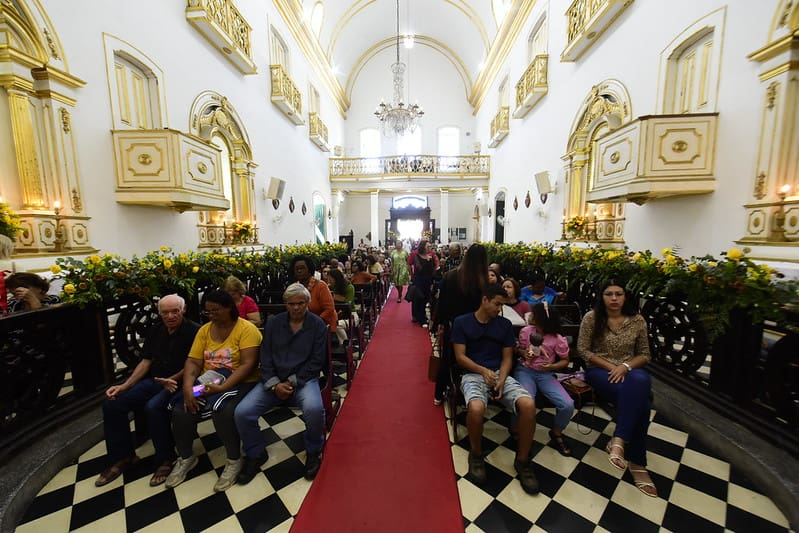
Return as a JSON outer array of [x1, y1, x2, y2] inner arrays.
[[95, 455, 139, 487], [150, 460, 175, 487]]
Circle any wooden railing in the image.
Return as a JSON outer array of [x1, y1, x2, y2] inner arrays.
[[329, 154, 490, 178], [270, 64, 303, 124], [488, 106, 510, 147], [308, 112, 329, 151], [185, 0, 256, 74], [515, 54, 548, 108]]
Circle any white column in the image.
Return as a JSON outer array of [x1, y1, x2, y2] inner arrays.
[[439, 189, 449, 244], [370, 190, 380, 245]]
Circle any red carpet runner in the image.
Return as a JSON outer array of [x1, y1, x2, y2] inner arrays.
[[291, 289, 463, 532]]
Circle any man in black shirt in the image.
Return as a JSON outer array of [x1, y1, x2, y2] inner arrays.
[[95, 294, 199, 487]]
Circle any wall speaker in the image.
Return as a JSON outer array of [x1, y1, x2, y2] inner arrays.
[[264, 177, 286, 200], [534, 171, 552, 195]]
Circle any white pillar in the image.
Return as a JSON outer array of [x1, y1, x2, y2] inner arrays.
[[370, 190, 380, 245], [439, 189, 449, 244]]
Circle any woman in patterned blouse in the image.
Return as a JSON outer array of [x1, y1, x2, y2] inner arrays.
[[577, 280, 657, 498]]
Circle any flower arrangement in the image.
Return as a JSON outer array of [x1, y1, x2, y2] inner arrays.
[[422, 230, 433, 239], [52, 242, 347, 307], [0, 201, 22, 239], [564, 215, 587, 238], [481, 242, 798, 341], [231, 221, 254, 244]]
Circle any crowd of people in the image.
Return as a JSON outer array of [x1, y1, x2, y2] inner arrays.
[[2, 238, 657, 499]]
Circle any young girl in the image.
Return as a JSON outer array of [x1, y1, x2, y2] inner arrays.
[[514, 302, 575, 456]]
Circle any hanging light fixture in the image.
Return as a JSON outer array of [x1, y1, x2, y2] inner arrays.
[[374, 0, 423, 137]]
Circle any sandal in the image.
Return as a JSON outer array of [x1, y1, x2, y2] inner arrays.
[[95, 455, 138, 487], [150, 459, 175, 487], [548, 430, 572, 456], [629, 467, 658, 497], [605, 439, 627, 470]]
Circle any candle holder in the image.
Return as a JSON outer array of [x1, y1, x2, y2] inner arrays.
[[774, 184, 792, 241], [52, 202, 66, 253]]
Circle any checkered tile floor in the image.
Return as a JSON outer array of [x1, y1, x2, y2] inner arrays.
[[16, 328, 794, 533], [446, 401, 792, 532]]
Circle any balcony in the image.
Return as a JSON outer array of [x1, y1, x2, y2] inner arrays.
[[329, 154, 490, 191], [308, 112, 330, 152], [561, 0, 633, 62], [513, 55, 548, 119], [588, 113, 718, 205], [488, 107, 510, 148], [270, 64, 304, 125], [185, 0, 257, 75], [112, 129, 230, 212]]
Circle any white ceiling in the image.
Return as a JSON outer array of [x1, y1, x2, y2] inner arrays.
[[302, 0, 509, 100]]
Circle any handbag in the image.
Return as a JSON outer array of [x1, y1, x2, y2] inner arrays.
[[428, 330, 441, 382], [559, 372, 594, 435], [404, 284, 419, 302]]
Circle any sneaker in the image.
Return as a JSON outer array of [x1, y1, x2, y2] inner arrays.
[[468, 453, 487, 484], [304, 451, 322, 480], [214, 458, 243, 492], [236, 452, 268, 485], [165, 456, 198, 488], [514, 459, 540, 495], [421, 323, 429, 329]]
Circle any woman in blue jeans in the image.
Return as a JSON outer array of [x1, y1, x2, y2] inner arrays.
[[577, 280, 657, 497]]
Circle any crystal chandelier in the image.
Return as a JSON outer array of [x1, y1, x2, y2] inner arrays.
[[374, 0, 423, 137]]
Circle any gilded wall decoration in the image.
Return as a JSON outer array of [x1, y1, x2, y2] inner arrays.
[[59, 107, 71, 133], [43, 27, 60, 59], [754, 172, 767, 199], [766, 82, 778, 109]]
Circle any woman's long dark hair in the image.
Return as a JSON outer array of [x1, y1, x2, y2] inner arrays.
[[202, 289, 239, 322], [591, 279, 639, 345], [531, 302, 561, 335], [326, 268, 350, 296], [456, 243, 488, 294], [416, 239, 429, 254]]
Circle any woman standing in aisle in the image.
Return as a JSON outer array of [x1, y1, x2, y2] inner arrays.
[[577, 280, 657, 497], [411, 239, 435, 328], [390, 240, 410, 303]]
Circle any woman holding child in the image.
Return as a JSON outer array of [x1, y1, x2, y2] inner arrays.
[[577, 280, 657, 497]]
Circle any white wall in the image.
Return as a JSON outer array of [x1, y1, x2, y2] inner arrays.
[[478, 0, 778, 257], [9, 0, 343, 267]]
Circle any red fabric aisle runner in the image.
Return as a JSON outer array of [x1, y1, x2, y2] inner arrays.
[[291, 292, 462, 533]]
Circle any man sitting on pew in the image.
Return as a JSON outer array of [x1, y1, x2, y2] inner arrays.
[[452, 283, 539, 494], [95, 294, 200, 487], [235, 282, 329, 483]]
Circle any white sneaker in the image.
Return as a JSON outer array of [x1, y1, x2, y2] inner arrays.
[[214, 458, 243, 492], [165, 456, 198, 488]]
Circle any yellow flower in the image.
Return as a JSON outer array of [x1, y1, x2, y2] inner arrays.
[[163, 259, 173, 269], [49, 265, 62, 274], [89, 254, 101, 264], [192, 266, 200, 273], [726, 248, 744, 261], [160, 246, 170, 252], [63, 283, 76, 294], [708, 261, 718, 267], [632, 252, 642, 262], [661, 248, 673, 257], [688, 263, 699, 272]]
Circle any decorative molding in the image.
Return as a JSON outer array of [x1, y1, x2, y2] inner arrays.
[[270, 64, 304, 125], [185, 0, 257, 75], [488, 106, 510, 148], [512, 54, 548, 119], [561, 0, 634, 62]]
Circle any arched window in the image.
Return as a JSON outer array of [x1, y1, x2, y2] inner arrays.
[[310, 2, 324, 38], [359, 128, 381, 157], [397, 127, 422, 155], [437, 127, 460, 156]]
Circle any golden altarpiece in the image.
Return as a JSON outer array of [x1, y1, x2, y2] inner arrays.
[[0, 0, 91, 254]]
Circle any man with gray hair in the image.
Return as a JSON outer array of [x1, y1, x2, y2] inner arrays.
[[235, 282, 328, 484], [95, 294, 200, 487]]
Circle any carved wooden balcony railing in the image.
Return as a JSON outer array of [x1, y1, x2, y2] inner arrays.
[[329, 154, 490, 178], [562, 0, 633, 62], [488, 106, 510, 148], [513, 55, 548, 119], [309, 112, 330, 152], [270, 64, 304, 125], [185, 0, 257, 74]]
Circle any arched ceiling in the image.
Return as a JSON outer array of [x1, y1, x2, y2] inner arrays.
[[288, 0, 526, 113]]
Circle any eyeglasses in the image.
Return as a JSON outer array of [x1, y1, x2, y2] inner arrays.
[[603, 291, 625, 297], [201, 307, 225, 316]]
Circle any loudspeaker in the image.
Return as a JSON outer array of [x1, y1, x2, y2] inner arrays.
[[264, 177, 286, 200], [534, 171, 552, 195]]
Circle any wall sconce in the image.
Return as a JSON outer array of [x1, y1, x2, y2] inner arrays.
[[775, 184, 792, 241], [52, 200, 66, 253]]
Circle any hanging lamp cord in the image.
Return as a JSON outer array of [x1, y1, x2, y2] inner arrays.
[[395, 0, 400, 63]]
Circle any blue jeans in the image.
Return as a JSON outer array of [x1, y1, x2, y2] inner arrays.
[[586, 367, 651, 466], [234, 380, 325, 458], [102, 378, 177, 464], [514, 366, 574, 431]]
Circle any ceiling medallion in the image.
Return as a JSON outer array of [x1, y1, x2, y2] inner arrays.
[[513, 196, 519, 210], [288, 197, 295, 213], [525, 191, 531, 208], [301, 201, 307, 215], [374, 0, 423, 137]]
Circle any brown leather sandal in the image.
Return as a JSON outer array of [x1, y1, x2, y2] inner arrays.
[[95, 455, 138, 487], [149, 460, 175, 487], [549, 430, 572, 456]]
